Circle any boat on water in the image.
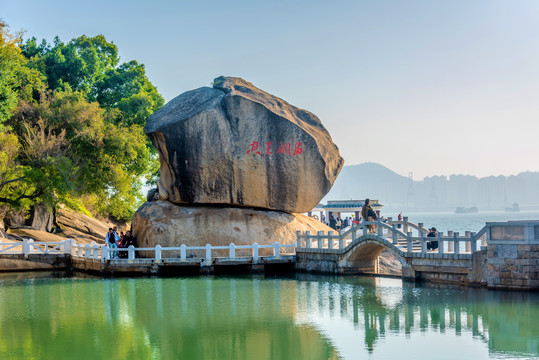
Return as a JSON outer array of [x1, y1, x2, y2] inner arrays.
[[455, 206, 479, 214], [505, 203, 520, 212]]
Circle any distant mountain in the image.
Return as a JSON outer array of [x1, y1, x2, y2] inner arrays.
[[323, 162, 539, 211], [324, 162, 409, 207]]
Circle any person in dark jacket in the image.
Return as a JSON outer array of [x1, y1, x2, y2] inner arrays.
[[427, 227, 438, 251], [329, 216, 336, 230], [361, 199, 378, 234], [120, 231, 136, 258]]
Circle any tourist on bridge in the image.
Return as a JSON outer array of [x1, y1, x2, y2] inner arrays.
[[105, 228, 120, 259], [361, 199, 378, 234], [427, 227, 438, 251], [119, 231, 136, 258], [329, 215, 336, 230], [335, 217, 342, 232]]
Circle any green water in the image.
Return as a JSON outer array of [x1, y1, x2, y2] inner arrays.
[[0, 273, 538, 360]]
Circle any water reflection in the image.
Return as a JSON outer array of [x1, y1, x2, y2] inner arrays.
[[0, 273, 537, 359], [295, 275, 539, 359]]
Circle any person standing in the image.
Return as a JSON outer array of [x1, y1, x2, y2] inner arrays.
[[336, 217, 342, 233], [329, 215, 336, 230], [361, 199, 378, 234], [119, 231, 125, 247], [121, 231, 136, 258], [105, 228, 119, 259]]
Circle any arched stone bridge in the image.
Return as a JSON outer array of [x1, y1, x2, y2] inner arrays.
[[296, 221, 488, 285]]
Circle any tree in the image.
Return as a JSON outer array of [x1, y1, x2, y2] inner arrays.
[[91, 60, 164, 127], [6, 90, 152, 220], [22, 34, 118, 95], [22, 34, 163, 129], [0, 28, 163, 222], [0, 20, 44, 126]]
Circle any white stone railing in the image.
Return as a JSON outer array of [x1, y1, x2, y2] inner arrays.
[[72, 240, 296, 263], [297, 220, 488, 255], [0, 239, 72, 257], [0, 239, 297, 263]]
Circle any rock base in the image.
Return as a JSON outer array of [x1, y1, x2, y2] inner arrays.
[[131, 201, 331, 257]]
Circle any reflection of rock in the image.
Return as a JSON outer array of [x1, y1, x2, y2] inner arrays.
[[131, 200, 332, 254], [144, 76, 343, 213], [378, 250, 403, 275]]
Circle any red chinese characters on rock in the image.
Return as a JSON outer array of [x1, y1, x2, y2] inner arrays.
[[276, 142, 291, 155], [246, 141, 303, 156], [246, 141, 261, 155], [265, 142, 272, 155]]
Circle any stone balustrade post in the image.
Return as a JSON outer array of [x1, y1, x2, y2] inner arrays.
[[273, 242, 280, 257], [470, 232, 476, 254], [92, 243, 99, 259], [377, 218, 383, 236], [420, 230, 426, 253], [465, 231, 471, 253], [63, 239, 73, 255], [252, 243, 259, 261], [23, 238, 30, 258], [85, 244, 91, 258], [229, 243, 235, 258], [363, 221, 368, 235], [407, 232, 413, 253], [327, 231, 334, 249], [418, 223, 424, 237], [155, 245, 162, 262], [438, 231, 444, 254], [403, 216, 409, 233], [128, 245, 135, 260], [454, 232, 460, 255], [205, 244, 212, 263], [447, 231, 454, 252], [101, 243, 109, 262], [392, 225, 398, 244], [180, 244, 186, 261]]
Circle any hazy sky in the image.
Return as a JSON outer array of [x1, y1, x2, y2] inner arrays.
[[2, 0, 539, 180]]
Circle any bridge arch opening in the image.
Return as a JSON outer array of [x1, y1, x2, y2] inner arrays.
[[342, 241, 403, 276]]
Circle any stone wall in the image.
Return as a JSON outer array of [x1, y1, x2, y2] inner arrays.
[[484, 221, 539, 291], [486, 244, 539, 290], [296, 250, 340, 274]]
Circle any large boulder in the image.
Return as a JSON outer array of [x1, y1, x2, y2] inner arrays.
[[3, 203, 55, 232], [131, 201, 332, 256], [145, 76, 343, 213]]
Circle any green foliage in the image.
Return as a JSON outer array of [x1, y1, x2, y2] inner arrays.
[[0, 130, 36, 210], [22, 34, 118, 94], [92, 60, 164, 127], [6, 90, 151, 220], [22, 35, 163, 129], [57, 194, 92, 217], [0, 21, 44, 127], [0, 25, 163, 221]]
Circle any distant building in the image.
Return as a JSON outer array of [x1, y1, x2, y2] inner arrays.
[[308, 200, 383, 221]]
